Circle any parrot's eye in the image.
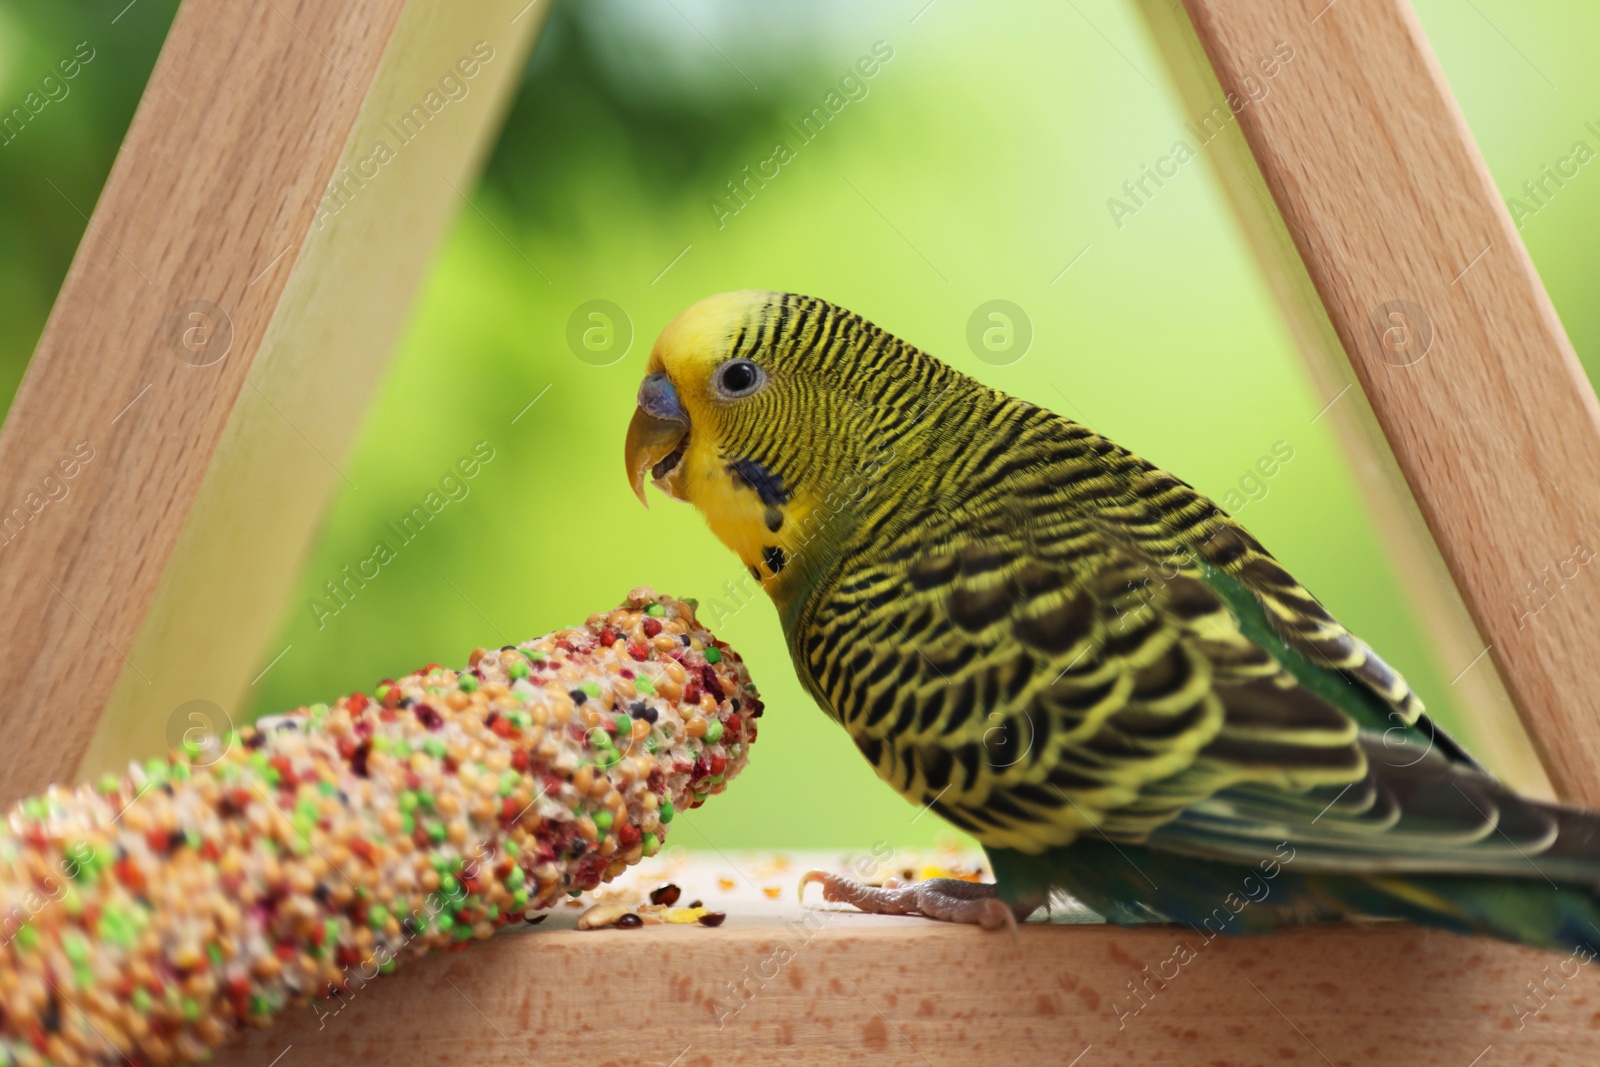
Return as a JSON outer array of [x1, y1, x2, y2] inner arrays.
[[712, 358, 766, 400]]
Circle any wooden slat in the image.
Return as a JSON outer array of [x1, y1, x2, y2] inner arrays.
[[0, 0, 545, 800], [1135, 0, 1554, 799], [1160, 0, 1600, 803], [224, 854, 1596, 1066]]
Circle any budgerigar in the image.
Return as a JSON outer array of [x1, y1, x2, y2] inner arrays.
[[624, 290, 1600, 950]]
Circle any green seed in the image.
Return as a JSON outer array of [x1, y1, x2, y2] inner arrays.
[[459, 675, 479, 692], [704, 720, 724, 744], [646, 603, 665, 617], [508, 660, 530, 681], [660, 800, 674, 824], [642, 833, 661, 855], [703, 647, 722, 663], [594, 810, 613, 831]]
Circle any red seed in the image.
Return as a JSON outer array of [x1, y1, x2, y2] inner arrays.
[[114, 858, 144, 891], [642, 618, 663, 638]]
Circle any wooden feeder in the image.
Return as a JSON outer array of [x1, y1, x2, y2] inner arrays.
[[0, 0, 1595, 1062]]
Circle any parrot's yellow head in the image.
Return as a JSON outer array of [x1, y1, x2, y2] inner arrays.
[[624, 290, 950, 606]]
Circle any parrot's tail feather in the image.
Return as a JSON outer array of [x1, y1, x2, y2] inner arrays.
[[1316, 873, 1600, 954], [990, 838, 1600, 955]]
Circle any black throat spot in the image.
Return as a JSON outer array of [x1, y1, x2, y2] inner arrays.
[[727, 458, 789, 508]]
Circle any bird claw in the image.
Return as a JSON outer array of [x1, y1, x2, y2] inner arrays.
[[799, 869, 1022, 936]]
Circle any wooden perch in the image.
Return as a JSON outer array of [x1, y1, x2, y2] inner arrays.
[[228, 854, 1600, 1066]]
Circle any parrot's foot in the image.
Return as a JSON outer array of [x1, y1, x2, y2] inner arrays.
[[798, 871, 1022, 931]]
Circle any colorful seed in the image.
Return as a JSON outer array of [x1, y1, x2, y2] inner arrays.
[[0, 588, 759, 1067]]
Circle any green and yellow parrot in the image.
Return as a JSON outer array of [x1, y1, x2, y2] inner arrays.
[[624, 290, 1600, 951]]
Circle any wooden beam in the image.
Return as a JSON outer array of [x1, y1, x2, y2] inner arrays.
[[1145, 0, 1600, 802], [224, 856, 1595, 1066], [0, 0, 545, 800], [1135, 0, 1554, 799]]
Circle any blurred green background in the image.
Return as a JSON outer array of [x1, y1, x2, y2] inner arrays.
[[1, 1, 1596, 853]]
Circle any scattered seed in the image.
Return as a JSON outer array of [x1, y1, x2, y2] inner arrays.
[[577, 903, 635, 930]]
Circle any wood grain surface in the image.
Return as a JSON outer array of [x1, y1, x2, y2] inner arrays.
[[0, 0, 545, 802], [1168, 0, 1600, 804], [222, 853, 1599, 1067], [1135, 0, 1555, 800]]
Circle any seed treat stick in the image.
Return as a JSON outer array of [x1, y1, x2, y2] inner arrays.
[[0, 588, 761, 1067]]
